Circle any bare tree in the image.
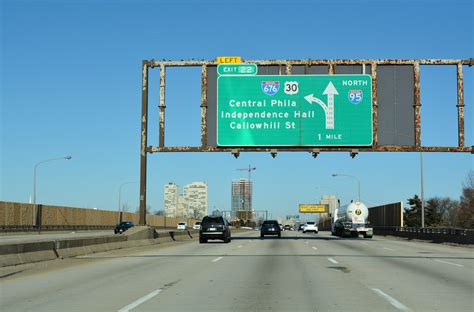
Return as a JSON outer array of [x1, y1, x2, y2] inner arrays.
[[456, 171, 474, 229]]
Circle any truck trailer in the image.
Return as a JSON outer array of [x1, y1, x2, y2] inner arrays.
[[331, 201, 373, 238]]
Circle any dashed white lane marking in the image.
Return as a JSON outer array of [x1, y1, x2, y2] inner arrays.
[[212, 257, 224, 262], [434, 259, 464, 267], [305, 241, 309, 244], [312, 247, 318, 250], [371, 288, 411, 311], [383, 247, 395, 251], [118, 288, 162, 312], [361, 242, 369, 245], [238, 245, 243, 248], [328, 257, 338, 264]]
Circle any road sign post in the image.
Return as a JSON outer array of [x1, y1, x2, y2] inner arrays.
[[217, 75, 372, 146]]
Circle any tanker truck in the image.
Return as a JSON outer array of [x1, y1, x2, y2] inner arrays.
[[331, 201, 373, 238]]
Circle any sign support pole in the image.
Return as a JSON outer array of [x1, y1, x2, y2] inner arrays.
[[139, 61, 149, 226]]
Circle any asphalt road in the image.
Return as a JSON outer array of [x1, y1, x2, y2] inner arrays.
[[1, 231, 473, 311]]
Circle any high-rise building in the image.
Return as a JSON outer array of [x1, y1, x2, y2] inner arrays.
[[231, 178, 253, 217], [177, 194, 185, 217], [164, 182, 179, 217], [184, 182, 208, 219]]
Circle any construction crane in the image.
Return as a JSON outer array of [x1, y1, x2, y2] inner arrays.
[[236, 165, 256, 214], [237, 164, 256, 182]]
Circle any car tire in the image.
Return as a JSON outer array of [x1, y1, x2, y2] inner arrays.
[[260, 233, 264, 238], [303, 231, 306, 234], [278, 234, 281, 238]]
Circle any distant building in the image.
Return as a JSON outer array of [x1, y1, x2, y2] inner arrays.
[[184, 182, 208, 219], [164, 182, 179, 217], [320, 195, 339, 218], [176, 194, 185, 217], [231, 178, 253, 217]]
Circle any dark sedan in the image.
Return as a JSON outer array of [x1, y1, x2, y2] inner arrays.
[[260, 220, 281, 238], [114, 221, 134, 234]]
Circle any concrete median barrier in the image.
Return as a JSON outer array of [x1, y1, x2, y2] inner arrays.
[[0, 226, 199, 267], [0, 241, 58, 267]]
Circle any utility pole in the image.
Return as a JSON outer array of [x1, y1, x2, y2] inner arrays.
[[237, 165, 256, 214]]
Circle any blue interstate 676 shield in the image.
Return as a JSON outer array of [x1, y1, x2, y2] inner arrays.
[[261, 81, 280, 96]]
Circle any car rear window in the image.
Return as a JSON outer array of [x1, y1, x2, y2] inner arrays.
[[262, 221, 279, 226], [306, 222, 315, 225], [178, 222, 186, 225], [202, 216, 223, 224]]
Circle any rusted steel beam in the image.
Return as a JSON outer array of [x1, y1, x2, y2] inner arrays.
[[139, 61, 149, 226], [200, 65, 208, 146], [149, 146, 473, 153], [145, 59, 468, 68], [328, 63, 335, 74], [414, 62, 422, 147], [286, 64, 292, 75], [371, 63, 378, 146], [159, 65, 166, 147], [463, 58, 473, 66], [457, 62, 465, 148]]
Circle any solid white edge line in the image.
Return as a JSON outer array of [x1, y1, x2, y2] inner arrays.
[[212, 257, 224, 262], [434, 259, 464, 267], [372, 288, 411, 312], [238, 245, 243, 248], [328, 257, 338, 264], [118, 288, 162, 312]]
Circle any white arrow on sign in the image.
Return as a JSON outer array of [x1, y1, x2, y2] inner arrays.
[[304, 81, 338, 129]]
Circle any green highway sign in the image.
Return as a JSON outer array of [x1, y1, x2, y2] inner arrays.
[[217, 64, 257, 76], [217, 75, 373, 146]]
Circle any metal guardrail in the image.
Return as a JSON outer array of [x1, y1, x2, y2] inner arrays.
[[374, 226, 474, 244]]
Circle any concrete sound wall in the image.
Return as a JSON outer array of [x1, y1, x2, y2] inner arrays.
[[0, 201, 198, 228]]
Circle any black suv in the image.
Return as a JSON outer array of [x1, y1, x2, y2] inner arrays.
[[199, 216, 231, 243], [114, 221, 134, 234], [260, 220, 281, 238]]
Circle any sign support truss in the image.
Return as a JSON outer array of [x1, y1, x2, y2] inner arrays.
[[138, 58, 473, 225]]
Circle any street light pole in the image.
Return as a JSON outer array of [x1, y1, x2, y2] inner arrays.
[[33, 156, 72, 226], [118, 181, 139, 222], [331, 173, 361, 203]]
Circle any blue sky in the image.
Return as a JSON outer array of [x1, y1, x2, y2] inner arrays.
[[1, 0, 472, 219]]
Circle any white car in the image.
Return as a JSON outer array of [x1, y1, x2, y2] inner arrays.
[[193, 222, 201, 230], [177, 221, 187, 230], [303, 221, 318, 234]]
